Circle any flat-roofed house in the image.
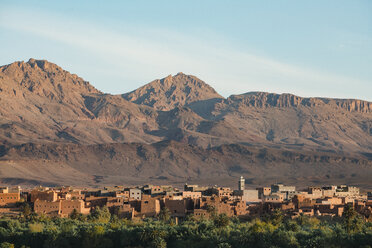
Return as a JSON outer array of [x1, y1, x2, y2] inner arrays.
[[0, 192, 20, 206], [129, 188, 142, 200]]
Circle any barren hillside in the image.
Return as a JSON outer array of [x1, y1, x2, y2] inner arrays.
[[0, 59, 371, 188]]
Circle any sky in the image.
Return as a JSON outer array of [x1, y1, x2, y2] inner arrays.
[[0, 0, 371, 100]]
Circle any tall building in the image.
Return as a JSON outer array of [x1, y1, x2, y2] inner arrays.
[[238, 176, 245, 191]]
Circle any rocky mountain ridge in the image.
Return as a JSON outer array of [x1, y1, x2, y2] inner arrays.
[[0, 59, 371, 188], [227, 92, 372, 113]]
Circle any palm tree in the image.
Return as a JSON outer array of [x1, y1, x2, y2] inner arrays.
[[158, 207, 171, 222], [343, 204, 357, 234]]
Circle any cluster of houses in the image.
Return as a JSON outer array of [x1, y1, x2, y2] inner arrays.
[[0, 177, 371, 221]]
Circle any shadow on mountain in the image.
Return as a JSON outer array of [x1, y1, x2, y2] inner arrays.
[[186, 98, 225, 119]]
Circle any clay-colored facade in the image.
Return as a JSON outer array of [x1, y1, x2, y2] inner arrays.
[[0, 193, 20, 206], [34, 199, 90, 217], [139, 197, 160, 217], [182, 191, 202, 199], [164, 199, 187, 217], [60, 199, 90, 217], [31, 190, 57, 202]]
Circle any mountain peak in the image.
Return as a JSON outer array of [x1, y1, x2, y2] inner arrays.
[[26, 58, 55, 71], [123, 73, 223, 111], [0, 59, 100, 100]]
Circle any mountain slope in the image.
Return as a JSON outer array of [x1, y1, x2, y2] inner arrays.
[[122, 72, 223, 111], [0, 59, 161, 145], [184, 92, 372, 153], [0, 58, 100, 99], [2, 59, 370, 153], [0, 59, 371, 188], [0, 141, 371, 189]]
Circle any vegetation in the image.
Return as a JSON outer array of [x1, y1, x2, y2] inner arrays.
[[0, 208, 370, 248]]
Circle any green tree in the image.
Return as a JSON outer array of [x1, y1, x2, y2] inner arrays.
[[69, 208, 80, 220], [140, 227, 167, 247], [217, 242, 231, 248], [267, 209, 284, 226], [151, 236, 167, 248], [206, 205, 217, 218], [343, 204, 357, 234], [29, 222, 44, 233], [60, 222, 76, 236], [185, 213, 196, 222], [21, 203, 32, 218], [285, 219, 300, 232], [83, 225, 113, 248], [213, 213, 230, 228], [0, 243, 14, 248], [158, 208, 171, 222], [89, 206, 111, 223]]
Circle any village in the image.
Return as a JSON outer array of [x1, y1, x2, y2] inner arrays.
[[0, 177, 371, 221]]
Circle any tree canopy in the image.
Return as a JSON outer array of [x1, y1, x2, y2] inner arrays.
[[0, 210, 370, 248]]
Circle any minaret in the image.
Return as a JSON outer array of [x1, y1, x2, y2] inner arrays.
[[238, 176, 245, 191]]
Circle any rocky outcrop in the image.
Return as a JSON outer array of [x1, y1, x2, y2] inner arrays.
[[227, 92, 372, 113], [227, 92, 317, 108], [334, 99, 372, 113], [123, 72, 223, 110]]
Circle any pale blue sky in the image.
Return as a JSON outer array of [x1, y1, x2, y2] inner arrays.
[[1, 0, 371, 100]]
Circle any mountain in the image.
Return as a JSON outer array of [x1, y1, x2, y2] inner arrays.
[[0, 59, 371, 189], [0, 59, 161, 145], [122, 72, 223, 110], [188, 92, 372, 153]]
